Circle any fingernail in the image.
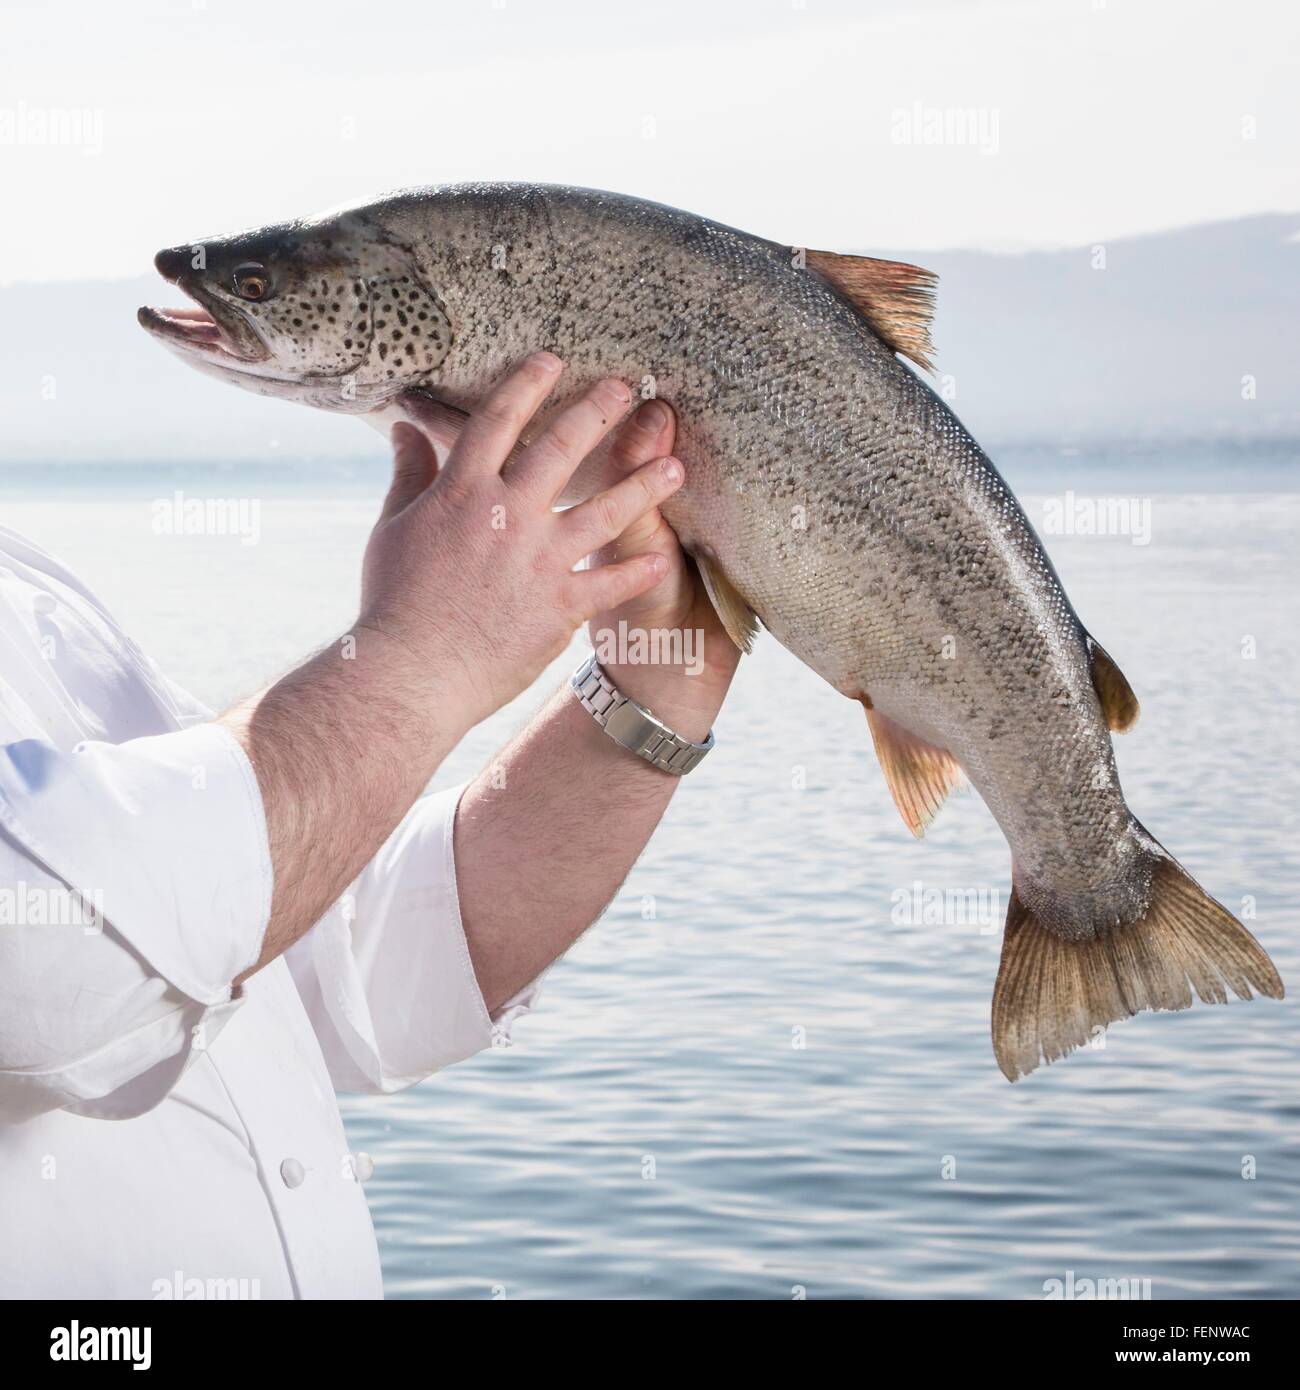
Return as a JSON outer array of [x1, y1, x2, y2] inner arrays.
[[604, 378, 632, 404], [661, 456, 683, 484], [636, 399, 670, 432], [532, 351, 562, 374]]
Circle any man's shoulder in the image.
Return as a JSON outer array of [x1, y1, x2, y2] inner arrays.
[[0, 524, 112, 615], [0, 524, 74, 580]]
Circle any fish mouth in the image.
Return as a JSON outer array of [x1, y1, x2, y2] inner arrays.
[[138, 273, 271, 367]]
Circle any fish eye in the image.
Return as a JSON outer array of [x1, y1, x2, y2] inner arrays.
[[233, 264, 272, 302]]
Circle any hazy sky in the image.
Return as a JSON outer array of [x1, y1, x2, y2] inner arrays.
[[1, 0, 1296, 284]]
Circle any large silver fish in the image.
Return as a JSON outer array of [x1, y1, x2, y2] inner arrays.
[[139, 183, 1283, 1079]]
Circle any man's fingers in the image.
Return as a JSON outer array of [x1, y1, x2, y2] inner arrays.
[[608, 398, 676, 479], [379, 423, 439, 522], [441, 352, 562, 486], [506, 377, 632, 501], [565, 552, 667, 621], [598, 399, 679, 553], [562, 456, 684, 561]]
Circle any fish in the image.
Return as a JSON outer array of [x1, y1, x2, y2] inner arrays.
[[139, 182, 1284, 1080]]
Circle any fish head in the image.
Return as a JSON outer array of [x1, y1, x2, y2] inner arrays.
[[139, 212, 453, 414]]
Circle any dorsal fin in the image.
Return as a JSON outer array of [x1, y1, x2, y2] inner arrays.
[[806, 250, 938, 372], [862, 702, 965, 837], [1087, 637, 1140, 733]]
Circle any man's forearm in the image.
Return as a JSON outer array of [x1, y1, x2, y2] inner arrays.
[[455, 663, 728, 1011], [223, 628, 471, 982], [215, 365, 729, 999]]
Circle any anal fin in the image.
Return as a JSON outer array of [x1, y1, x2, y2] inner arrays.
[[1087, 636, 1140, 733], [696, 555, 760, 654], [862, 702, 965, 837]]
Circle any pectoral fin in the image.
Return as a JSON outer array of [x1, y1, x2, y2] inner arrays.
[[862, 702, 965, 837], [394, 391, 531, 468], [696, 556, 760, 654]]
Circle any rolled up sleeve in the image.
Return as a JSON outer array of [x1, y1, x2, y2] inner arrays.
[[286, 784, 541, 1095], [0, 723, 272, 1122]]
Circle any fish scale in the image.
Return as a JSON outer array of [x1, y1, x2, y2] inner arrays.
[[140, 181, 1284, 1080]]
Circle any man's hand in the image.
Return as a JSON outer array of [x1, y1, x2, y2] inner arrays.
[[223, 352, 687, 981], [453, 397, 744, 1008], [360, 353, 685, 729], [585, 399, 742, 742]]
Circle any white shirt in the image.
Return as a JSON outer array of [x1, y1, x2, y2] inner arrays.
[[0, 524, 537, 1299]]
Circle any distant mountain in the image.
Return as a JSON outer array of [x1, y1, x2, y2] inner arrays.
[[902, 213, 1300, 449], [1, 214, 1296, 464]]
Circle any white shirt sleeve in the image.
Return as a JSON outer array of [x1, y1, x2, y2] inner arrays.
[[0, 715, 540, 1119], [285, 783, 542, 1095], [0, 724, 272, 1123]]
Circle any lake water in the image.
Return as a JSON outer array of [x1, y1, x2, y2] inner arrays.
[[2, 446, 1296, 1300]]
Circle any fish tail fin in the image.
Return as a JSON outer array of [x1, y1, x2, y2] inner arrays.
[[991, 841, 1284, 1082]]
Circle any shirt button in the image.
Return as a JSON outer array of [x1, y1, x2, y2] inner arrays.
[[351, 1152, 375, 1183], [279, 1158, 306, 1189]]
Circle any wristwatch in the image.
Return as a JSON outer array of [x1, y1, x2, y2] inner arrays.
[[570, 654, 715, 776]]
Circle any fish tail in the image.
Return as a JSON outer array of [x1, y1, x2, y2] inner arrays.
[[991, 836, 1284, 1082]]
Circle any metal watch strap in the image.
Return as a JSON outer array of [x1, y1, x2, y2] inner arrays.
[[570, 654, 715, 776]]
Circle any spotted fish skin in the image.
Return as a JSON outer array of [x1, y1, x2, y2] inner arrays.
[[372, 186, 1129, 909], [142, 183, 1284, 1079]]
